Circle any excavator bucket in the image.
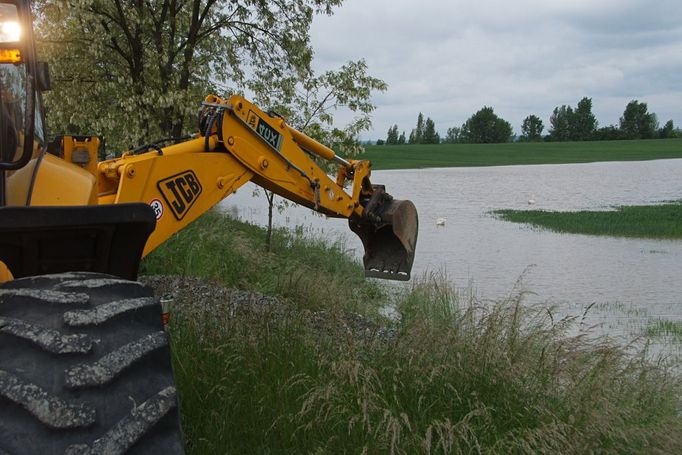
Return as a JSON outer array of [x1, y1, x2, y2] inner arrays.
[[349, 199, 418, 281]]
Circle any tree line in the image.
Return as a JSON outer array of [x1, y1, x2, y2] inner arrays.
[[380, 98, 680, 145]]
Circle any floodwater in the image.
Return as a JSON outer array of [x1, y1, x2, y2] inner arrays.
[[219, 159, 682, 350]]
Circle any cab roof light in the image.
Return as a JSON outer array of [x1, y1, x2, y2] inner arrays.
[[0, 19, 20, 43]]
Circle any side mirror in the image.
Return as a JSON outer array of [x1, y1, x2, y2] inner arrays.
[[36, 61, 50, 91]]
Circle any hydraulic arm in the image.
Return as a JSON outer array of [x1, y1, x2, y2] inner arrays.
[[93, 94, 418, 280]]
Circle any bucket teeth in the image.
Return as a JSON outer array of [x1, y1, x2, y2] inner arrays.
[[349, 199, 418, 281]]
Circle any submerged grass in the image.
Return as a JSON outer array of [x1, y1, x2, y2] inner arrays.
[[143, 212, 682, 453], [494, 201, 682, 239], [646, 319, 682, 341]]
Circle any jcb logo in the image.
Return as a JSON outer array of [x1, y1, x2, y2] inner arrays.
[[157, 171, 203, 220]]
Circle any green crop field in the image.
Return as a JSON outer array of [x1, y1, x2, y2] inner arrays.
[[360, 138, 682, 170]]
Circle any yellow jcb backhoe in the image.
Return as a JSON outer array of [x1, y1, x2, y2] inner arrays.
[[0, 1, 418, 453]]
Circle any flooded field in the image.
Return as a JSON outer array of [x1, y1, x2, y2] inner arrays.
[[219, 159, 682, 358]]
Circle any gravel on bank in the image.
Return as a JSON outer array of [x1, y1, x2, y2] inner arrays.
[[140, 274, 284, 320], [140, 275, 394, 341]]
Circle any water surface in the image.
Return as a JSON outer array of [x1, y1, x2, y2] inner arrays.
[[219, 159, 682, 348]]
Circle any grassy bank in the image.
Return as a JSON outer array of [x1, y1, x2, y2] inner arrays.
[[494, 201, 682, 239], [142, 212, 682, 453], [361, 138, 682, 170], [141, 211, 384, 313]]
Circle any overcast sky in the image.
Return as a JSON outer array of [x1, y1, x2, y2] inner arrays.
[[309, 0, 682, 140]]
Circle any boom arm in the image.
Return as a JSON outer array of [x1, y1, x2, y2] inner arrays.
[[96, 95, 417, 280], [0, 1, 416, 283]]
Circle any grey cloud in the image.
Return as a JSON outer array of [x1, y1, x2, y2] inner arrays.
[[311, 0, 682, 138]]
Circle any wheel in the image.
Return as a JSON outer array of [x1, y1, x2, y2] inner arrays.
[[0, 272, 183, 455]]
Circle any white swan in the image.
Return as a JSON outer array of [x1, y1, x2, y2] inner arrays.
[[436, 217, 446, 226], [528, 194, 536, 205]]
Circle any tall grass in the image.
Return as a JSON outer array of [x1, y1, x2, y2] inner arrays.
[[166, 265, 682, 453], [143, 212, 682, 452]]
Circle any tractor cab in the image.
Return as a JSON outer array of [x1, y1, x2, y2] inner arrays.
[[0, 0, 45, 206], [0, 0, 155, 283]]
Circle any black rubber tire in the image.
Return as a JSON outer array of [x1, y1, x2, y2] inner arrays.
[[0, 272, 183, 455]]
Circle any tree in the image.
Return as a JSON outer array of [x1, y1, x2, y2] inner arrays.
[[398, 131, 406, 144], [572, 97, 597, 140], [659, 120, 678, 139], [250, 59, 386, 250], [386, 124, 399, 144], [620, 100, 658, 139], [414, 113, 424, 144], [422, 117, 439, 144], [250, 58, 386, 158], [37, 0, 344, 151], [39, 1, 386, 254], [408, 129, 417, 144], [548, 97, 597, 141], [593, 125, 625, 141], [444, 126, 460, 143], [549, 105, 574, 141], [460, 106, 513, 143], [520, 115, 544, 141]]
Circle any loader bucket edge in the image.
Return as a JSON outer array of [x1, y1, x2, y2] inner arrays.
[[349, 199, 418, 281]]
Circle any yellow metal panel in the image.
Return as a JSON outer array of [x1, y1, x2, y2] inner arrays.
[[99, 149, 253, 256], [5, 158, 38, 205], [7, 153, 97, 206], [62, 136, 100, 177], [222, 95, 360, 218], [29, 154, 97, 205], [0, 262, 13, 283], [286, 125, 336, 161]]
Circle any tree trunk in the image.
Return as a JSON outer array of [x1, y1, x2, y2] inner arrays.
[[265, 190, 274, 252]]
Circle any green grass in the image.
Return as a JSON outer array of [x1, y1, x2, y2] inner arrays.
[[361, 138, 682, 170], [141, 211, 384, 313], [494, 201, 682, 239], [646, 319, 682, 341], [142, 213, 682, 453]]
